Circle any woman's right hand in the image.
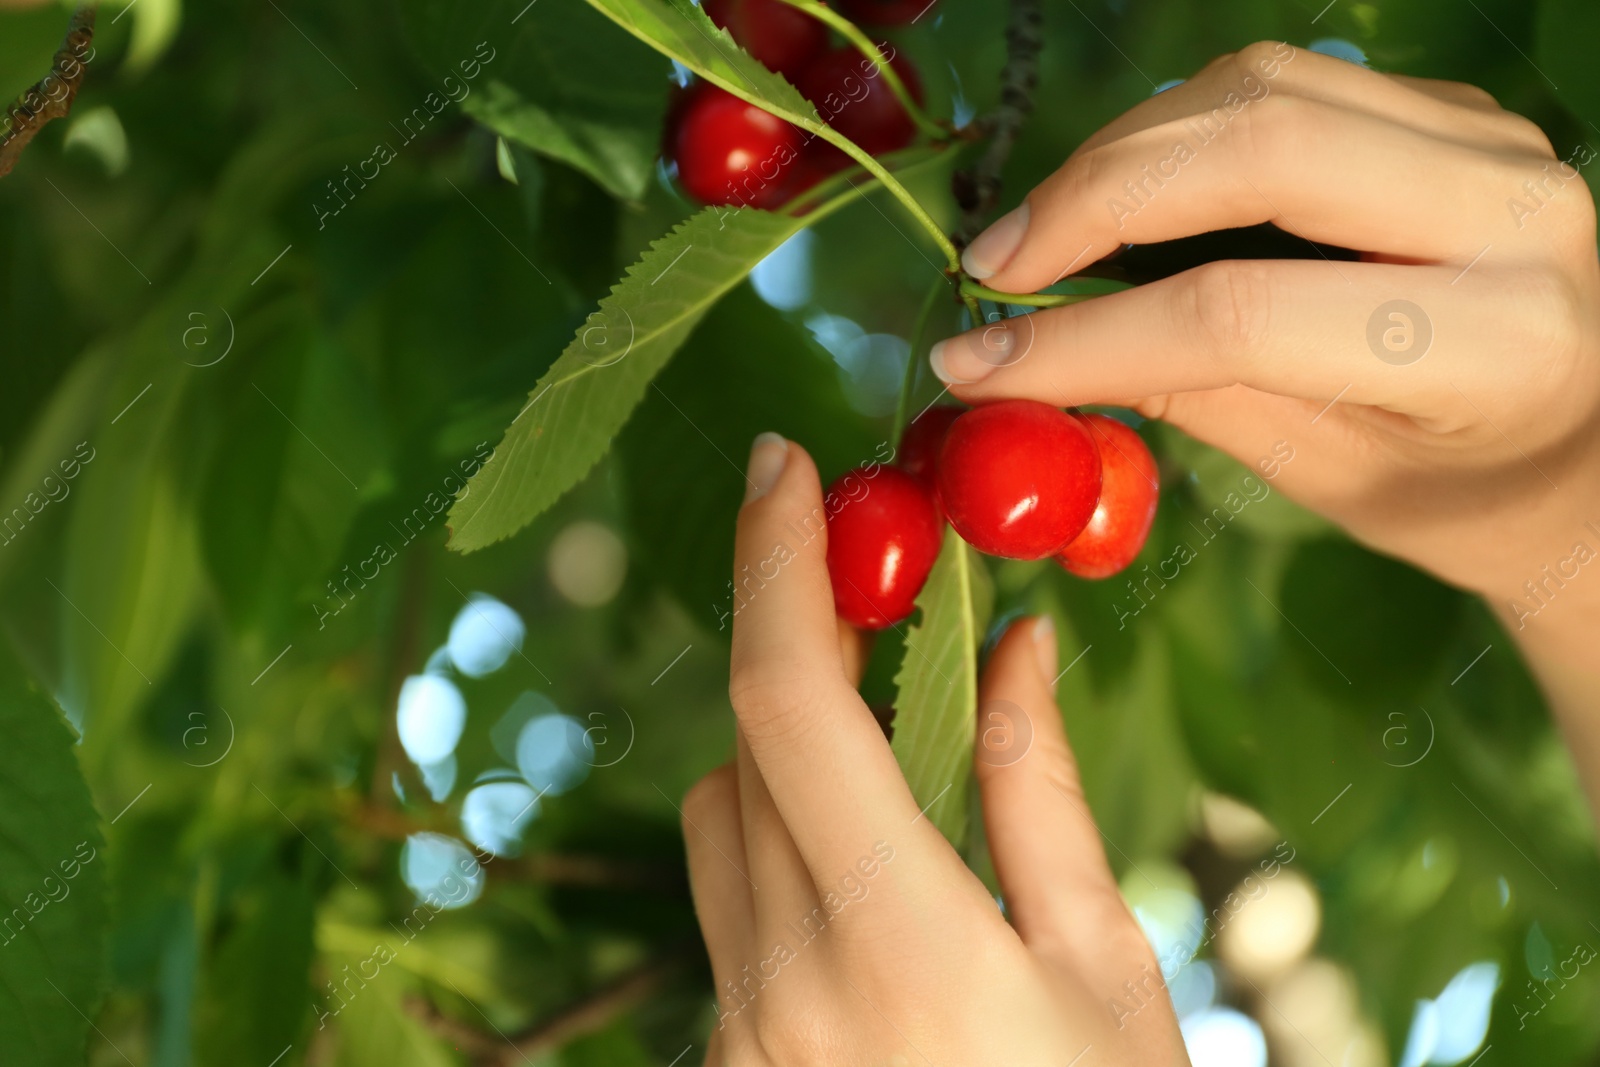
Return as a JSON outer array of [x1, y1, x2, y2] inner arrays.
[[931, 44, 1600, 616]]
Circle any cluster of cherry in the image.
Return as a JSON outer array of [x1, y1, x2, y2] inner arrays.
[[669, 0, 930, 208], [826, 401, 1160, 629]]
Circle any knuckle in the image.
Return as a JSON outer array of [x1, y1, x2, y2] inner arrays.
[[1232, 41, 1288, 80], [728, 669, 837, 748], [1523, 272, 1591, 369], [1453, 82, 1501, 110], [1499, 113, 1558, 158], [681, 765, 736, 829], [1233, 90, 1306, 155], [1184, 260, 1276, 363]]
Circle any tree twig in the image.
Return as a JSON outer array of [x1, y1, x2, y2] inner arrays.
[[0, 5, 95, 179], [493, 948, 689, 1065], [952, 0, 1042, 248], [408, 945, 695, 1066]]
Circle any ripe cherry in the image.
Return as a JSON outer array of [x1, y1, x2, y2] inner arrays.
[[704, 0, 827, 80], [1056, 415, 1159, 579], [836, 0, 936, 25], [825, 466, 943, 629], [937, 400, 1102, 560], [669, 82, 804, 208], [796, 45, 925, 157], [897, 404, 963, 489]]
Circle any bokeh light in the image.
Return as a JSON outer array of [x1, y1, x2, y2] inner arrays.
[[1217, 869, 1321, 981], [1181, 1008, 1267, 1067], [547, 521, 628, 608], [750, 228, 815, 311], [1199, 792, 1280, 858], [417, 754, 457, 802], [1309, 38, 1369, 66], [460, 781, 541, 857], [447, 594, 525, 677], [1265, 959, 1387, 1067], [400, 832, 484, 910], [396, 673, 467, 765], [516, 712, 594, 796]]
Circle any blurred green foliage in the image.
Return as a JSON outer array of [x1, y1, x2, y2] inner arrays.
[[1, 0, 1599, 1064]]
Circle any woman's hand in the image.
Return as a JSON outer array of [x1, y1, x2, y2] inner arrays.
[[931, 44, 1600, 824], [682, 434, 1188, 1066], [931, 43, 1600, 614]]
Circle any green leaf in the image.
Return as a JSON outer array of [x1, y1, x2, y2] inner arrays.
[[447, 206, 806, 553], [891, 528, 994, 846], [200, 307, 389, 631], [193, 875, 316, 1065], [1278, 536, 1466, 701], [400, 0, 669, 200], [328, 951, 461, 1067], [583, 0, 818, 126], [0, 646, 108, 1067], [1536, 0, 1600, 139], [618, 284, 877, 620]]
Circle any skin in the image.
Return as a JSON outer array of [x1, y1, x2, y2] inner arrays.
[[686, 46, 1600, 1064], [690, 434, 1187, 1065]]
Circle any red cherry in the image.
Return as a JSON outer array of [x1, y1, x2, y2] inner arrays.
[[704, 0, 828, 80], [937, 400, 1102, 560], [669, 83, 804, 208], [836, 0, 935, 24], [1057, 415, 1159, 579], [897, 404, 963, 488], [796, 45, 925, 157], [825, 466, 943, 629]]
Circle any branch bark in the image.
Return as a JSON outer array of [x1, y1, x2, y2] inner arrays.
[[407, 945, 695, 1066], [0, 5, 95, 179], [952, 0, 1042, 248]]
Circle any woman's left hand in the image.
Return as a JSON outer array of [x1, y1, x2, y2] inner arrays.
[[680, 433, 1189, 1066]]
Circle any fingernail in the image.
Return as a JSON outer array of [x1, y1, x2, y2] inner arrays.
[[961, 203, 1030, 280], [1033, 615, 1058, 688], [929, 322, 1017, 385], [744, 432, 788, 503]]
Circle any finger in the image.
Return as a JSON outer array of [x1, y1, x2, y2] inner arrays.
[[703, 1028, 724, 1067], [974, 618, 1151, 977], [838, 616, 871, 688], [933, 259, 1526, 416], [1384, 73, 1507, 114], [681, 766, 757, 993], [963, 99, 1531, 292], [733, 728, 819, 941], [1079, 44, 1548, 160], [728, 434, 954, 876]]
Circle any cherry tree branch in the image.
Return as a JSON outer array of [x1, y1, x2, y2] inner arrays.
[[952, 0, 1042, 248], [0, 5, 95, 179]]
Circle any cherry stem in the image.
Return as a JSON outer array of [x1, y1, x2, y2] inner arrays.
[[958, 279, 1093, 308], [775, 0, 949, 144], [778, 142, 946, 218], [893, 278, 950, 445]]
